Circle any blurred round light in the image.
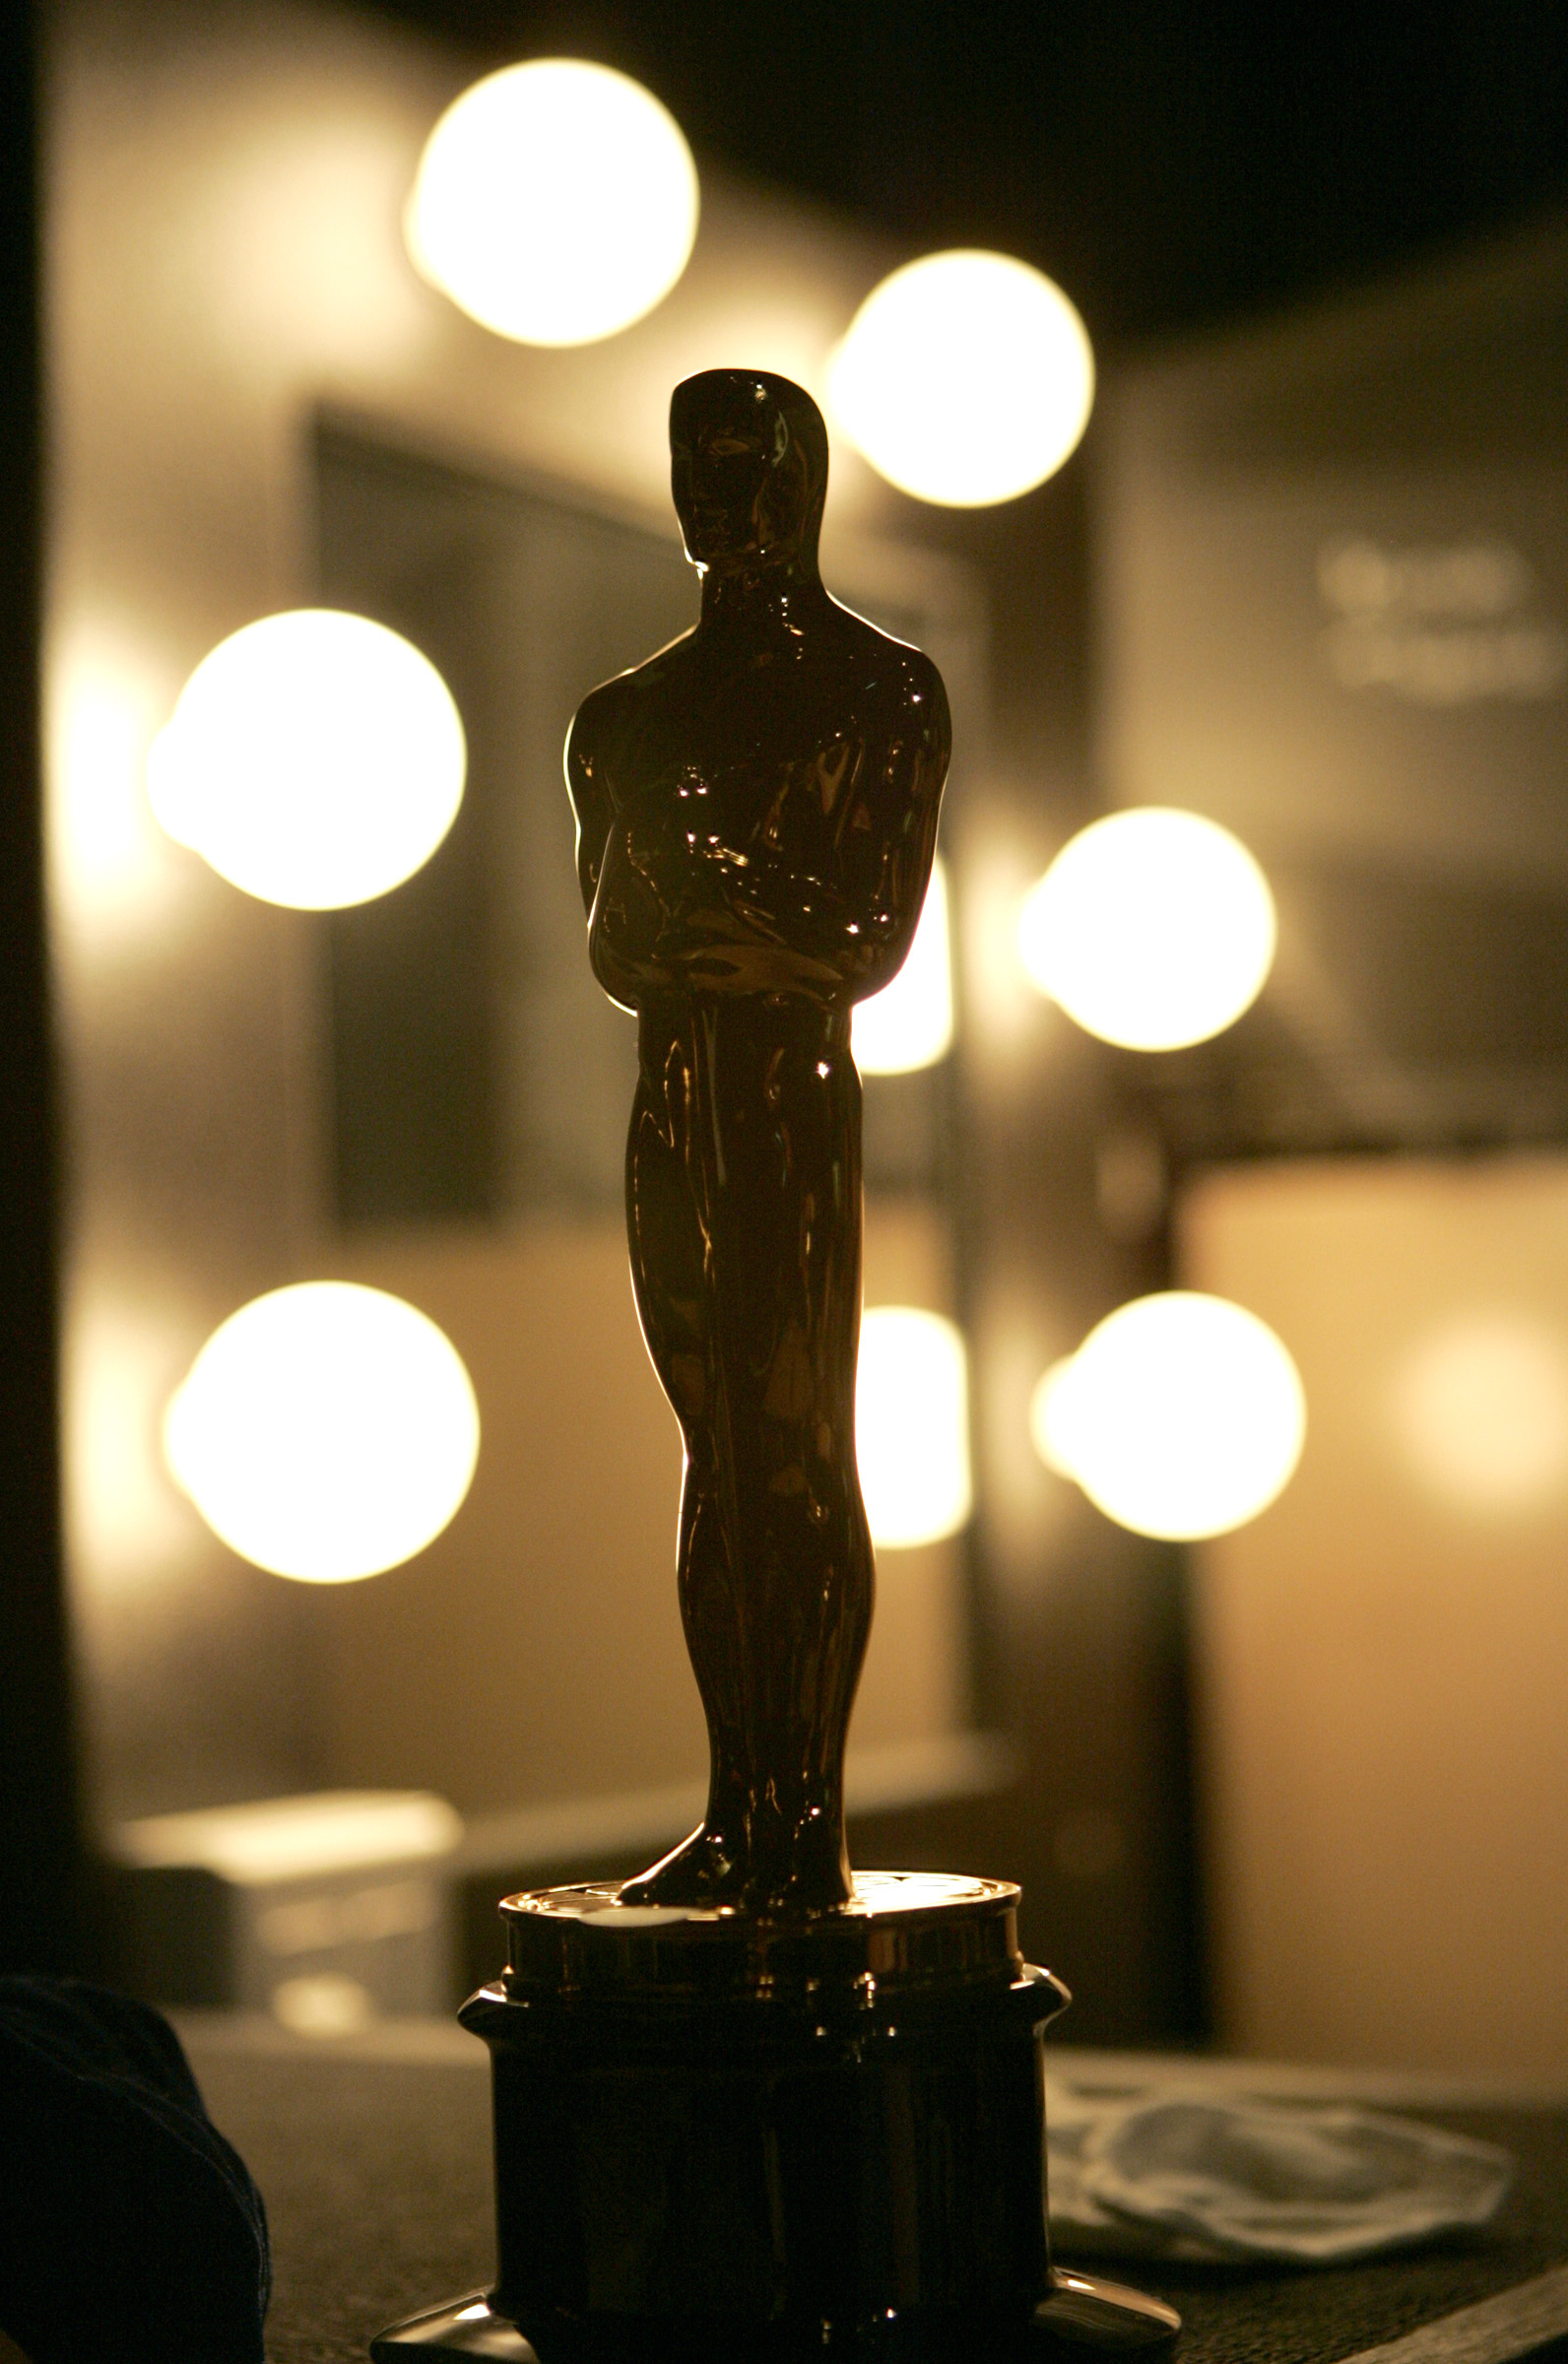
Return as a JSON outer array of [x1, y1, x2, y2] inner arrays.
[[271, 1975, 375, 2037], [1031, 1292, 1305, 1541], [148, 611, 465, 909], [853, 857, 953, 1075], [406, 59, 698, 346], [1392, 1313, 1568, 1515], [1019, 808, 1275, 1051], [827, 249, 1093, 506], [857, 1306, 972, 1547], [164, 1281, 480, 1582]]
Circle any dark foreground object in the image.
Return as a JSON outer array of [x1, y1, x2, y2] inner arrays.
[[373, 1875, 1177, 2361], [0, 1975, 270, 2364]]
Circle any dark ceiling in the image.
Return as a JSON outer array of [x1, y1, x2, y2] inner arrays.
[[363, 0, 1568, 345]]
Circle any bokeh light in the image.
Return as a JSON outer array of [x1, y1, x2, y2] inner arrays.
[[1031, 1291, 1305, 1541], [271, 1975, 377, 2037], [853, 857, 954, 1074], [115, 1791, 463, 1883], [1391, 1312, 1568, 1516], [47, 622, 183, 948], [148, 610, 466, 909], [828, 249, 1093, 506], [164, 1281, 480, 1582], [857, 1306, 972, 1547], [1018, 807, 1276, 1051], [406, 59, 698, 346]]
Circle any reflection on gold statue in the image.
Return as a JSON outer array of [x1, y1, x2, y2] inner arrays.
[[566, 369, 950, 1911]]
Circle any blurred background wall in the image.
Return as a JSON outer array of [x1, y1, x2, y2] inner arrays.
[[45, 0, 908, 1824], [1098, 233, 1568, 2077], [15, 0, 1568, 2064]]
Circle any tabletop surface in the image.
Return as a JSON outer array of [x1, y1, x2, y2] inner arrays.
[[176, 2016, 1568, 2364]]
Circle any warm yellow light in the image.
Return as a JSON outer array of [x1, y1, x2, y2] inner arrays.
[[271, 1975, 377, 2037], [406, 59, 698, 346], [857, 1306, 972, 1547], [115, 1791, 463, 1883], [1018, 808, 1275, 1051], [827, 250, 1093, 506], [852, 857, 953, 1074], [47, 624, 180, 945], [163, 1282, 480, 1582], [1391, 1313, 1568, 1516], [148, 611, 466, 909], [1031, 1291, 1305, 1541]]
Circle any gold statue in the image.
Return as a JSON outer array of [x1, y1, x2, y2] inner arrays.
[[566, 369, 950, 1911]]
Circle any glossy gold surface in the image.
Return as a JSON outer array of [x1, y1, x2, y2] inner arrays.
[[491, 1872, 1050, 2004], [566, 370, 950, 1912]]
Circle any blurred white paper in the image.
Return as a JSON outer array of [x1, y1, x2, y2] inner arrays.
[[1045, 2075, 1512, 2265]]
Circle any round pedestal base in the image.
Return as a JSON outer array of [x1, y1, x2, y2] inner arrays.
[[477, 1874, 1057, 2359], [370, 2274, 1182, 2359], [372, 1873, 1179, 2362]]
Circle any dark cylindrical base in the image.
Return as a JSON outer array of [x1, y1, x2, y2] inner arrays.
[[459, 1873, 1069, 2362]]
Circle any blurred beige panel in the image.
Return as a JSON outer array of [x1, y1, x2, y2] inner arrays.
[[314, 1197, 967, 1813], [1181, 1153, 1568, 2081], [858, 1195, 970, 1751], [315, 1220, 697, 1813]]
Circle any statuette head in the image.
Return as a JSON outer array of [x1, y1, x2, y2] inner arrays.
[[670, 368, 827, 572]]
